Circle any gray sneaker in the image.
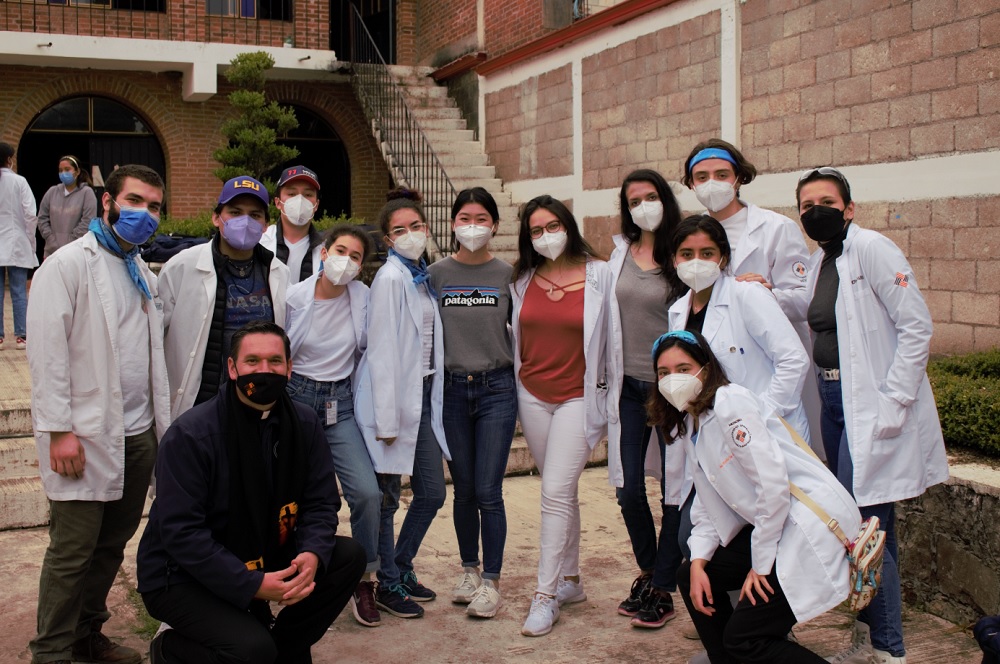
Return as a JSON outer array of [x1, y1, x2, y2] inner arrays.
[[467, 579, 502, 618], [452, 566, 482, 604]]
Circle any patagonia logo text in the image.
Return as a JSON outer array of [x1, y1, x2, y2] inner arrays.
[[441, 286, 500, 307]]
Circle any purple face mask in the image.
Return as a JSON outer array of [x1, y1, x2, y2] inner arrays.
[[221, 214, 264, 251]]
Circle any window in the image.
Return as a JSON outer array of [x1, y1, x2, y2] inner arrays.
[[30, 97, 153, 135]]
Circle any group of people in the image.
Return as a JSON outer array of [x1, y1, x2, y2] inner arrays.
[[20, 137, 948, 664]]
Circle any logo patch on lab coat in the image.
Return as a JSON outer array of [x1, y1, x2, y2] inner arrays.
[[731, 424, 751, 447], [792, 261, 807, 279], [894, 272, 909, 288]]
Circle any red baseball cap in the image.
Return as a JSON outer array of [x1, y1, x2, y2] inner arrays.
[[277, 165, 320, 191]]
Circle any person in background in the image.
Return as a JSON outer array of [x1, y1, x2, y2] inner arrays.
[[284, 225, 385, 627], [797, 167, 948, 664], [605, 169, 685, 629], [353, 188, 450, 619], [511, 195, 611, 637], [0, 142, 38, 351], [158, 176, 289, 419], [38, 155, 98, 259], [428, 187, 517, 620], [650, 331, 861, 664], [27, 164, 170, 664], [261, 165, 324, 284]]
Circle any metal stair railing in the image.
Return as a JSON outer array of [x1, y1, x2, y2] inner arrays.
[[349, 4, 457, 259]]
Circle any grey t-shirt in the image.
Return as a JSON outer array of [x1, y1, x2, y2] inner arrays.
[[617, 251, 672, 382], [428, 256, 514, 373]]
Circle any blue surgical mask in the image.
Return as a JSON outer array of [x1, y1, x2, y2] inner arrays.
[[222, 214, 264, 251], [59, 171, 76, 186], [111, 200, 159, 245]]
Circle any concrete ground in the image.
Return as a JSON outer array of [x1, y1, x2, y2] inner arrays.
[[0, 467, 983, 663]]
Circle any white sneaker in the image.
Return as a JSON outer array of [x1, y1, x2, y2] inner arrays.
[[521, 593, 560, 636], [452, 566, 481, 604], [827, 620, 873, 664], [467, 579, 502, 618], [555, 577, 587, 606], [872, 650, 906, 664]]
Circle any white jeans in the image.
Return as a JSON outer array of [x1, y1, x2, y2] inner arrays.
[[518, 391, 591, 596]]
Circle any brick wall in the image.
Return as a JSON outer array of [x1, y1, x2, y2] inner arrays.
[[0, 66, 388, 220], [740, 0, 1000, 173], [414, 0, 478, 66], [483, 0, 554, 58], [582, 10, 721, 190], [485, 63, 574, 181]]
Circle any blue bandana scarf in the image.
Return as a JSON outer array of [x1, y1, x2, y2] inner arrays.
[[89, 217, 152, 300], [390, 248, 437, 299]]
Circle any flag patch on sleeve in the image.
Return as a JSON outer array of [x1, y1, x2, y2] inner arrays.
[[894, 272, 909, 288]]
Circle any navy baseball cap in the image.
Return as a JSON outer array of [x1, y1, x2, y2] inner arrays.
[[277, 165, 320, 190], [218, 176, 269, 207]]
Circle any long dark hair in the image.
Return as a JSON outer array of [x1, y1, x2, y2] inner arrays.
[[619, 169, 684, 300], [512, 195, 600, 283], [681, 138, 757, 189], [646, 331, 730, 442], [450, 187, 499, 253], [671, 214, 732, 276], [0, 142, 14, 180]]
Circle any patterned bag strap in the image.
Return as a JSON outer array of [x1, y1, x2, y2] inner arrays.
[[777, 416, 853, 550]]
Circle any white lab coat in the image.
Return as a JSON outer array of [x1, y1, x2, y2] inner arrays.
[[805, 224, 948, 507], [158, 241, 290, 419], [27, 233, 171, 501], [353, 254, 449, 474], [0, 168, 38, 268], [286, 274, 369, 369], [605, 235, 664, 487], [510, 259, 612, 449], [676, 384, 860, 623], [260, 223, 323, 282]]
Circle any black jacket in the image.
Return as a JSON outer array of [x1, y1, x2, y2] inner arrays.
[[136, 391, 340, 608]]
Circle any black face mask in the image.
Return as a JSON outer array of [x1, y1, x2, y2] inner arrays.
[[235, 371, 288, 406], [801, 205, 847, 243]]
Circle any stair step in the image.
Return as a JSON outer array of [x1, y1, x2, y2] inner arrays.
[[413, 117, 467, 131], [409, 107, 463, 120], [422, 128, 476, 142], [0, 437, 38, 482], [399, 85, 450, 99], [0, 476, 49, 530], [0, 399, 33, 438]]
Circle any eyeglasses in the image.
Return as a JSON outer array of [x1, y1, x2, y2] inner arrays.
[[798, 167, 851, 197], [528, 220, 563, 240], [388, 221, 427, 238], [651, 330, 699, 360]]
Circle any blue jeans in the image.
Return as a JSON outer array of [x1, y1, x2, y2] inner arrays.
[[615, 375, 681, 591], [443, 366, 518, 580], [377, 378, 446, 587], [817, 374, 905, 657], [0, 266, 29, 339], [287, 373, 381, 574]]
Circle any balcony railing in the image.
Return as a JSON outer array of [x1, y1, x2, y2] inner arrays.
[[0, 0, 312, 47]]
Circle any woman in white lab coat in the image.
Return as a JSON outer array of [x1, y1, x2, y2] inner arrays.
[[0, 142, 38, 350], [511, 194, 611, 637], [605, 168, 685, 628], [353, 188, 450, 618], [649, 330, 860, 664], [797, 167, 948, 664]]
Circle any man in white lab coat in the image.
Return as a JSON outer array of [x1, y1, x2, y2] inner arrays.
[[158, 176, 289, 419], [27, 164, 172, 664]]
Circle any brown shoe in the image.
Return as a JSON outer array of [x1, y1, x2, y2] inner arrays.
[[72, 631, 142, 664]]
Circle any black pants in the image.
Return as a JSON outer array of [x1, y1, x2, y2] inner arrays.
[[677, 527, 826, 664], [142, 536, 366, 664]]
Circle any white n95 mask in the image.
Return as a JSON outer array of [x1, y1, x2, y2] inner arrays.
[[676, 259, 721, 293], [323, 254, 361, 286], [532, 230, 568, 261], [630, 200, 664, 232], [694, 180, 736, 213], [282, 195, 315, 227], [658, 367, 704, 412], [455, 224, 492, 252], [393, 230, 427, 260]]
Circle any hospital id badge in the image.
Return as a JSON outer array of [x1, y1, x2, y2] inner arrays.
[[325, 400, 337, 426]]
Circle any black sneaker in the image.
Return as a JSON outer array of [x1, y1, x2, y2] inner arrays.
[[149, 632, 165, 664], [618, 574, 652, 616], [400, 570, 436, 602], [376, 584, 424, 618], [630, 589, 676, 629]]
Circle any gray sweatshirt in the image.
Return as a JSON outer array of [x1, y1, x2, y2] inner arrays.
[[38, 183, 97, 257]]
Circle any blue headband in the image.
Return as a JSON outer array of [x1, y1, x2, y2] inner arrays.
[[651, 330, 699, 361], [687, 148, 737, 172]]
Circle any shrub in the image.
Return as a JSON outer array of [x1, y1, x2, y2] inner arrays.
[[156, 211, 368, 239], [928, 349, 1000, 457]]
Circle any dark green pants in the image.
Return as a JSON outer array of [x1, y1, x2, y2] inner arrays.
[[29, 427, 157, 663]]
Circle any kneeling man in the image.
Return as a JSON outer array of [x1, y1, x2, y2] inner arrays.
[[137, 320, 365, 663]]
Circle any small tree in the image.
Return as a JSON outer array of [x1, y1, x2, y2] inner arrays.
[[213, 51, 299, 185]]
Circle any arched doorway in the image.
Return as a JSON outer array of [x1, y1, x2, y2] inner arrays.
[[18, 96, 166, 257], [271, 105, 351, 219]]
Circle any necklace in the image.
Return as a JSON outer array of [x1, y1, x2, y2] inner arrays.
[[225, 256, 255, 279]]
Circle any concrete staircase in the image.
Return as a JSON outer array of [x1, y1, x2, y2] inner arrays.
[[371, 65, 521, 264], [0, 350, 47, 530]]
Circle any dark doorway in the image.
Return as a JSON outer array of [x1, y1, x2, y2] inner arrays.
[[331, 0, 394, 63], [18, 96, 167, 260], [269, 105, 351, 219]]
